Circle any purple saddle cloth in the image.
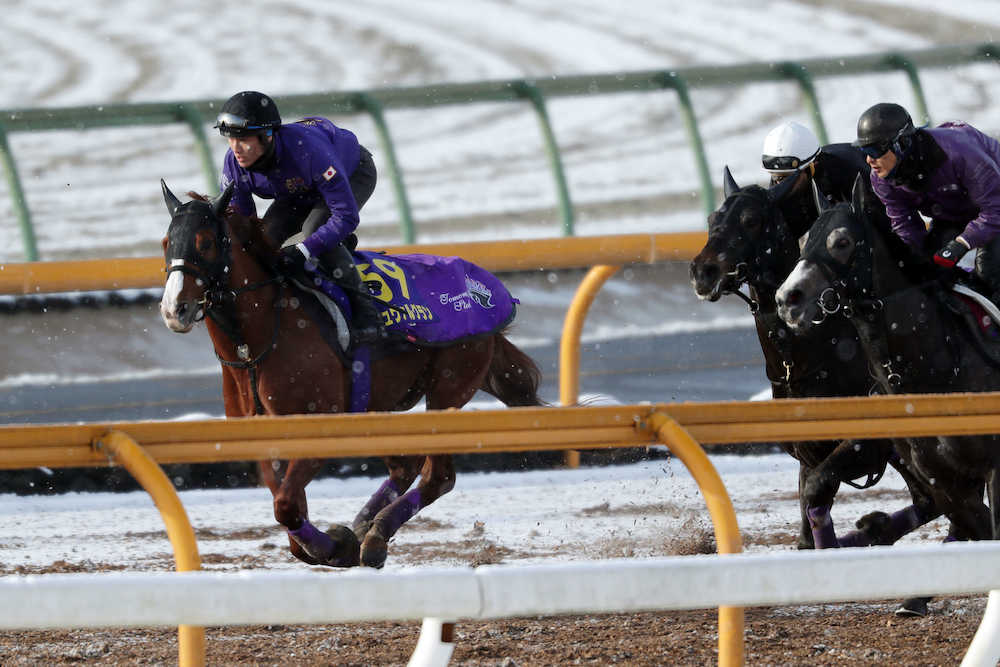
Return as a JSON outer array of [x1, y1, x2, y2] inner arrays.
[[353, 251, 517, 345]]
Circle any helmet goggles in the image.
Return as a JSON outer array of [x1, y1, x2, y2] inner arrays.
[[857, 140, 893, 159], [762, 154, 807, 172], [214, 112, 271, 137]]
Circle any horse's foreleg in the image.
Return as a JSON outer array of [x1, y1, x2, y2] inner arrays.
[[846, 452, 941, 548], [795, 461, 815, 550], [352, 456, 422, 540], [274, 458, 360, 567], [360, 454, 456, 568], [257, 460, 280, 495]]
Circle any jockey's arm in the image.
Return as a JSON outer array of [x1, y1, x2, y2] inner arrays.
[[872, 175, 926, 250], [221, 155, 257, 218], [301, 164, 361, 258], [955, 154, 1000, 250]]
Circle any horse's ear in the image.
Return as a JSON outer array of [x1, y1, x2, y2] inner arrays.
[[161, 179, 182, 216], [212, 182, 235, 219], [723, 166, 739, 198], [766, 171, 798, 203], [850, 172, 868, 216]]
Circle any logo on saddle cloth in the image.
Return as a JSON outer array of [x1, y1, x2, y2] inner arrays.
[[464, 275, 495, 308]]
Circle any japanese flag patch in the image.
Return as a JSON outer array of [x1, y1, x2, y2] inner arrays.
[[323, 165, 337, 181]]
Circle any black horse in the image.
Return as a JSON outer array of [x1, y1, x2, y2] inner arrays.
[[776, 176, 1000, 547], [690, 169, 943, 584]]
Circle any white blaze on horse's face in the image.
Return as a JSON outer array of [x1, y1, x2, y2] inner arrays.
[[776, 259, 827, 333], [160, 259, 199, 333]]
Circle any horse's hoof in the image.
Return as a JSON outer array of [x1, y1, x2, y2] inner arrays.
[[895, 596, 930, 617], [855, 511, 893, 545], [325, 525, 361, 568], [361, 532, 388, 569]]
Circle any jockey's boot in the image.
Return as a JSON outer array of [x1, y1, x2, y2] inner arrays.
[[321, 244, 386, 346]]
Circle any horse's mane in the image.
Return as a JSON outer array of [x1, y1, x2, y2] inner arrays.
[[857, 201, 940, 285], [185, 191, 277, 258]]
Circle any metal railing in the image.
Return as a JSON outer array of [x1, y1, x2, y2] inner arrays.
[[4, 43, 1000, 260]]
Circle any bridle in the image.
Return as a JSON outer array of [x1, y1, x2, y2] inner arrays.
[[798, 206, 955, 389], [164, 201, 284, 415]]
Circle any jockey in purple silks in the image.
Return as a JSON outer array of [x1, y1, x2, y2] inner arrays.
[[215, 90, 384, 346], [857, 102, 1000, 301]]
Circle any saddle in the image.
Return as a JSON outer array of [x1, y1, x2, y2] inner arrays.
[[945, 282, 1000, 367]]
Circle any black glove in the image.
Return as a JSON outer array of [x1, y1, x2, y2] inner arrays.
[[933, 238, 970, 268]]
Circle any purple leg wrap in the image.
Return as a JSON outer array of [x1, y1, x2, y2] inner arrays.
[[288, 519, 336, 563], [356, 479, 402, 526], [839, 505, 927, 548], [836, 529, 871, 548], [379, 488, 423, 539], [807, 505, 840, 549], [887, 506, 927, 538]]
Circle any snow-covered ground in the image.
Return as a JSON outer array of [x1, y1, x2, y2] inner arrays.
[[0, 453, 951, 573]]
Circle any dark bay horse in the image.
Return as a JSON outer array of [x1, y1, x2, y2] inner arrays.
[[690, 168, 941, 562], [776, 176, 1000, 546], [158, 181, 544, 569]]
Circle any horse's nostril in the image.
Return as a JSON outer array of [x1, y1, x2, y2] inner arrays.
[[177, 302, 189, 318], [784, 290, 802, 307]]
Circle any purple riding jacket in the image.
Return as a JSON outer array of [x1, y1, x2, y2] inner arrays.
[[870, 122, 1000, 250], [221, 117, 362, 256]]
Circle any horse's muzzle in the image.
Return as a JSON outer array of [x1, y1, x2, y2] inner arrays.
[[160, 299, 198, 333]]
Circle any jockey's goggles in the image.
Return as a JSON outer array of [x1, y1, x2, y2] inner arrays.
[[214, 113, 270, 137], [858, 141, 893, 159], [762, 151, 817, 174]]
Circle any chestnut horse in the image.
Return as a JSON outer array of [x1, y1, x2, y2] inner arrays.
[[158, 181, 544, 568]]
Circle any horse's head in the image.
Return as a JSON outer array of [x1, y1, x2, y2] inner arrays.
[[690, 166, 799, 302], [159, 180, 234, 333], [775, 176, 874, 333]]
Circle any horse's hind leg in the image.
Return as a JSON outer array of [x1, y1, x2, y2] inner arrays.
[[358, 341, 490, 567], [361, 454, 456, 568], [351, 455, 422, 541]]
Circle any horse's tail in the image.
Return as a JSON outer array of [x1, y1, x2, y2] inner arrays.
[[484, 333, 546, 407]]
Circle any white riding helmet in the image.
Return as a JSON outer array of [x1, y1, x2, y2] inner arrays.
[[761, 121, 821, 174]]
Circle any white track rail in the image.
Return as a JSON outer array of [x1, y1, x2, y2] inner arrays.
[[1, 543, 999, 665]]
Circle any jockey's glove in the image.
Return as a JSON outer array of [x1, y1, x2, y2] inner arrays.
[[933, 237, 970, 269], [279, 243, 318, 275]]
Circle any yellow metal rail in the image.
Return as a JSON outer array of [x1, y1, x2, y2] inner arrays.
[[0, 232, 707, 295], [92, 431, 204, 667], [4, 393, 1000, 469]]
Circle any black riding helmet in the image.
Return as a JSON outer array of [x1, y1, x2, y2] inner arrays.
[[214, 91, 282, 138], [853, 102, 916, 158]]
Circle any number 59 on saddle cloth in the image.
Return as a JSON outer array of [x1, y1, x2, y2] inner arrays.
[[353, 250, 518, 345]]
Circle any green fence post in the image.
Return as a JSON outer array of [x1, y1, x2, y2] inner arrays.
[[657, 71, 715, 218], [177, 105, 219, 196], [0, 123, 39, 262], [885, 54, 931, 125], [778, 62, 828, 144], [356, 93, 415, 244], [513, 81, 575, 236]]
